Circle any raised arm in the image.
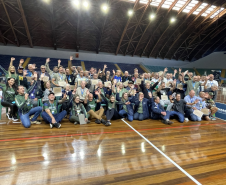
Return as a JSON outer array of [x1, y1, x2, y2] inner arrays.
[[45, 58, 53, 74], [9, 57, 15, 67]]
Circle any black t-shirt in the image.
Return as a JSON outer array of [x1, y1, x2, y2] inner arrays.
[[173, 99, 186, 114], [204, 88, 217, 101], [157, 88, 170, 98]]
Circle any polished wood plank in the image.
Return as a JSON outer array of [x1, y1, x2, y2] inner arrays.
[[0, 114, 226, 185]]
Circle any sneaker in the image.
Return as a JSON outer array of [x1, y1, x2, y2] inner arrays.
[[161, 120, 168, 125], [31, 121, 37, 124], [6, 113, 12, 120], [74, 122, 78, 125], [87, 120, 90, 123], [211, 116, 217, 121], [54, 122, 61, 128], [50, 123, 53, 129], [95, 119, 101, 124], [105, 121, 111, 126], [101, 119, 107, 124], [12, 117, 18, 122], [167, 120, 173, 125], [185, 118, 189, 122], [35, 121, 41, 124]]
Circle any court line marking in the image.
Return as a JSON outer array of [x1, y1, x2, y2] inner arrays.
[[121, 118, 202, 185], [0, 122, 226, 142]]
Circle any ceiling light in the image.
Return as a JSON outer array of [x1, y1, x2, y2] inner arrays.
[[150, 14, 155, 20], [72, 0, 80, 7], [101, 4, 109, 13], [170, 17, 176, 23], [83, 1, 90, 9], [128, 10, 133, 16]]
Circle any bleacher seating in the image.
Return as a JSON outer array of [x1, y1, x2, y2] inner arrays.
[[145, 65, 174, 74], [196, 68, 221, 76], [0, 55, 27, 70], [84, 61, 117, 73], [117, 63, 144, 75]]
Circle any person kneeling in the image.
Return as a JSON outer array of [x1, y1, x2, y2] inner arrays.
[[84, 89, 106, 125], [15, 85, 42, 128], [151, 96, 174, 125], [69, 95, 89, 125], [41, 92, 67, 128]]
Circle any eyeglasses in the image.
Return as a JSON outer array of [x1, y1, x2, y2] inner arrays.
[[41, 68, 45, 70]]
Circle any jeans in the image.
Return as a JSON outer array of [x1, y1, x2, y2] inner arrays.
[[119, 110, 133, 122], [106, 108, 121, 121], [42, 110, 67, 124], [133, 112, 144, 121], [185, 108, 201, 121], [1, 101, 18, 117], [19, 106, 42, 128], [161, 111, 185, 123], [160, 100, 172, 111]]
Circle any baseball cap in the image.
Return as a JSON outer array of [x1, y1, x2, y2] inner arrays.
[[48, 92, 55, 96], [18, 66, 24, 70]]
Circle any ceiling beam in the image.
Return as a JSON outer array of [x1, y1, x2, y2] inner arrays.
[[178, 8, 226, 60], [148, 0, 184, 58], [124, 0, 151, 56], [0, 29, 6, 45], [17, 0, 33, 48], [168, 2, 221, 60], [137, 0, 167, 57], [1, 0, 19, 46], [190, 20, 226, 61], [115, 0, 139, 55], [50, 0, 57, 50]]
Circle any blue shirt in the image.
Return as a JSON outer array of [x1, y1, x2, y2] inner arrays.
[[114, 76, 122, 82], [184, 95, 202, 108]]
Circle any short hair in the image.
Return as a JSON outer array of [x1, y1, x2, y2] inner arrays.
[[40, 65, 46, 69], [153, 96, 159, 101], [58, 65, 63, 69]]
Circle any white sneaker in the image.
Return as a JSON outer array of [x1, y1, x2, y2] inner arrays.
[[185, 118, 189, 122]]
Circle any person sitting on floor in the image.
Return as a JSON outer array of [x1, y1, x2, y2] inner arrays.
[[41, 92, 67, 128], [133, 92, 152, 121], [0, 78, 18, 121], [100, 93, 123, 126], [84, 89, 107, 125], [117, 92, 136, 122], [15, 83, 42, 128], [68, 95, 89, 125], [184, 90, 202, 121], [150, 96, 176, 125]]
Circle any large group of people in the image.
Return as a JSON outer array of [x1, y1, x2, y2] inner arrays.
[[0, 56, 219, 128]]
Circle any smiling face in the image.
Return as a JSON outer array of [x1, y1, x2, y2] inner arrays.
[[88, 93, 93, 101], [17, 86, 25, 95], [8, 78, 15, 86], [48, 94, 55, 101], [46, 81, 51, 89], [110, 95, 115, 102], [10, 66, 15, 73], [74, 96, 80, 103], [41, 66, 46, 73], [58, 66, 63, 73]]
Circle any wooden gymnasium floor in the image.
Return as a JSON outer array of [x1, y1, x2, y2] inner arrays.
[[0, 111, 226, 185]]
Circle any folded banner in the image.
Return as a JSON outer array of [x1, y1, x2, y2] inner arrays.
[[145, 80, 151, 84], [201, 108, 210, 116], [58, 81, 66, 87], [161, 95, 168, 100]]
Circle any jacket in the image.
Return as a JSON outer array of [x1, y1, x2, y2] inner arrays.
[[140, 81, 158, 99], [134, 98, 152, 119], [150, 102, 165, 119]]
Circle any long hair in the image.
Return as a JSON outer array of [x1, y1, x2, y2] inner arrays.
[[6, 77, 17, 92], [8, 66, 17, 78], [121, 92, 128, 102]]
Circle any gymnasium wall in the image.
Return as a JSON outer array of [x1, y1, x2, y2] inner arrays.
[[180, 52, 226, 69], [0, 45, 188, 67]]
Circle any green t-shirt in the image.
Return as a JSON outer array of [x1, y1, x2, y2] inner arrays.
[[117, 88, 128, 98], [0, 83, 15, 102], [137, 101, 143, 113], [53, 73, 67, 85], [88, 99, 96, 111], [44, 101, 58, 115]]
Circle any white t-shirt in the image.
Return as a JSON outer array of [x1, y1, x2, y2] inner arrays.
[[206, 80, 218, 88]]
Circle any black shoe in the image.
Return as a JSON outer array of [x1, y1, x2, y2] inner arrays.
[[161, 120, 168, 125], [6, 113, 12, 120], [54, 122, 61, 128], [167, 120, 173, 125], [95, 119, 101, 124], [105, 121, 111, 126], [101, 119, 107, 124], [87, 120, 90, 123], [12, 117, 18, 122]]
